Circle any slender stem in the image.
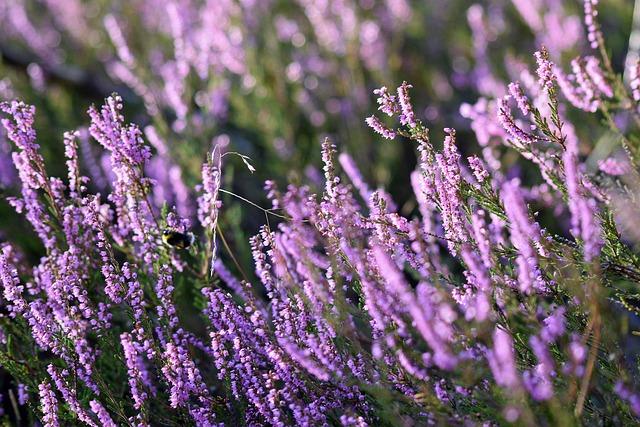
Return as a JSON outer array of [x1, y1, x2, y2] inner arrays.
[[216, 223, 251, 283], [218, 188, 293, 221], [8, 389, 21, 423], [575, 314, 601, 417]]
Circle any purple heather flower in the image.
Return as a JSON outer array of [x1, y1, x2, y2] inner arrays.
[[38, 381, 59, 427], [213, 260, 253, 303], [572, 58, 599, 110], [122, 263, 148, 333], [0, 246, 26, 315], [615, 382, 640, 417], [584, 0, 601, 49], [88, 95, 156, 265], [508, 82, 530, 115], [161, 337, 216, 424], [0, 128, 16, 188], [27, 63, 46, 92], [47, 365, 97, 427], [203, 285, 319, 425], [166, 211, 191, 234], [89, 400, 117, 427], [146, 155, 193, 220], [1, 101, 57, 249], [562, 137, 602, 261], [197, 146, 222, 273], [585, 56, 613, 98], [79, 129, 109, 191], [501, 180, 546, 294], [496, 95, 535, 145], [434, 379, 450, 403], [397, 81, 417, 128], [4, 2, 62, 64], [459, 247, 491, 321], [468, 155, 489, 184], [564, 335, 587, 377], [121, 332, 153, 409], [104, 14, 135, 67], [534, 49, 556, 91], [297, 0, 356, 55], [321, 137, 341, 204], [373, 247, 456, 370], [555, 65, 596, 112], [86, 199, 125, 304], [155, 265, 178, 329], [339, 152, 372, 203], [373, 86, 400, 116], [365, 115, 396, 140], [466, 5, 504, 97], [410, 170, 440, 267], [26, 300, 64, 356], [63, 130, 85, 198], [523, 336, 554, 401], [279, 338, 331, 381], [598, 157, 629, 176], [17, 384, 28, 405], [433, 128, 467, 256], [460, 245, 491, 293], [471, 209, 492, 269], [541, 307, 566, 342], [511, 0, 542, 32], [342, 242, 397, 336], [340, 414, 368, 426], [0, 101, 39, 154], [487, 328, 520, 389]]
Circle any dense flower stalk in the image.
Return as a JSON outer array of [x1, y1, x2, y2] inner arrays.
[[496, 96, 535, 145], [468, 155, 489, 184], [339, 152, 372, 202], [598, 157, 628, 175], [89, 400, 117, 427], [18, 383, 28, 405], [487, 328, 520, 389], [534, 48, 555, 91], [47, 365, 97, 427], [38, 381, 59, 427], [397, 81, 417, 128], [373, 247, 456, 369], [64, 130, 82, 198], [161, 337, 217, 425], [508, 82, 530, 115], [583, 0, 602, 49], [501, 180, 545, 294], [198, 147, 222, 274], [373, 86, 399, 116], [0, 246, 26, 315], [562, 137, 602, 261], [1, 101, 57, 249], [365, 115, 396, 139], [121, 332, 153, 410], [585, 56, 613, 98], [433, 128, 467, 255]]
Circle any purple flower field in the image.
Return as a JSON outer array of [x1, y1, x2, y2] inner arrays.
[[1, 0, 640, 425]]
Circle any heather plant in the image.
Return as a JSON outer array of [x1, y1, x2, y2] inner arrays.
[[1, 0, 640, 427], [0, 0, 503, 264], [0, 0, 443, 179], [4, 0, 625, 194]]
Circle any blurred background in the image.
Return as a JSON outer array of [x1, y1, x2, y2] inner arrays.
[[0, 0, 635, 267]]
